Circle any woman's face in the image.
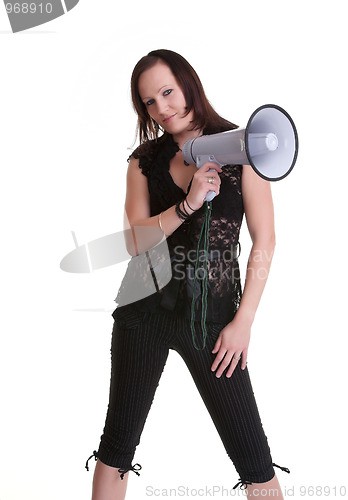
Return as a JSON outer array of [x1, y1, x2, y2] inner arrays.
[[138, 61, 195, 139]]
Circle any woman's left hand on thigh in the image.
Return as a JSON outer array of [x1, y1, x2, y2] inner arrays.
[[210, 318, 250, 377]]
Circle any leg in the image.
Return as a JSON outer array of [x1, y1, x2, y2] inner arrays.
[[89, 311, 170, 499], [92, 459, 129, 500], [245, 474, 284, 499], [174, 321, 289, 491]]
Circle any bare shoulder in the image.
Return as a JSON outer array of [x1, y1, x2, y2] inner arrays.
[[126, 156, 148, 188], [242, 164, 272, 200], [127, 155, 142, 176]]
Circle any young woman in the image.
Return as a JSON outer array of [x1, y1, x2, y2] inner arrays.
[[85, 49, 290, 499]]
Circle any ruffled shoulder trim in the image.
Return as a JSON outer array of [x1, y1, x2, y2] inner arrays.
[[127, 134, 179, 181]]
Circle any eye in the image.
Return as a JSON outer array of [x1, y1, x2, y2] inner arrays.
[[145, 98, 155, 106], [163, 89, 173, 96]]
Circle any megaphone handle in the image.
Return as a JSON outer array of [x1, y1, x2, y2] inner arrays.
[[196, 154, 222, 202]]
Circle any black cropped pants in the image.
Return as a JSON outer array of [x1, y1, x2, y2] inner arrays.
[[85, 307, 289, 489]]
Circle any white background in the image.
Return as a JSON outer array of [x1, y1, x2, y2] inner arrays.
[[1, 1, 347, 499]]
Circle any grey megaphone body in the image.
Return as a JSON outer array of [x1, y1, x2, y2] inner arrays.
[[182, 104, 298, 201]]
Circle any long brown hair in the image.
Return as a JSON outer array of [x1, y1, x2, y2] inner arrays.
[[131, 49, 238, 144]]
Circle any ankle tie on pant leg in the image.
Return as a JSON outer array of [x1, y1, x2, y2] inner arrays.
[[233, 478, 253, 490], [85, 450, 98, 471], [118, 463, 142, 480], [272, 462, 290, 474], [232, 462, 289, 489]]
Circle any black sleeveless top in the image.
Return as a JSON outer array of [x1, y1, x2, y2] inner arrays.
[[113, 133, 244, 326]]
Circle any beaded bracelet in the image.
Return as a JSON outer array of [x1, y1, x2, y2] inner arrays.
[[175, 198, 197, 222], [175, 200, 187, 221]]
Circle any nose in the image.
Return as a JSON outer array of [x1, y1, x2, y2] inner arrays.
[[156, 97, 169, 117]]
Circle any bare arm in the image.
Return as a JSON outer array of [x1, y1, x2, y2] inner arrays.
[[123, 156, 221, 255], [235, 164, 276, 324], [211, 164, 275, 377], [123, 157, 185, 255]]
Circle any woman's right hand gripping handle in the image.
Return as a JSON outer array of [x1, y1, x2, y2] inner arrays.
[[186, 161, 222, 210]]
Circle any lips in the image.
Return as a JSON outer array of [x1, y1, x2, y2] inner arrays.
[[163, 114, 176, 123]]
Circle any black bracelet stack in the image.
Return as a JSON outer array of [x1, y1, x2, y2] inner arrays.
[[175, 198, 197, 222]]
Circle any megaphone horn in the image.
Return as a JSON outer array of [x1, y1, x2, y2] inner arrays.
[[182, 104, 299, 201]]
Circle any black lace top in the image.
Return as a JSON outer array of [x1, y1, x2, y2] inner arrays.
[[114, 133, 244, 325]]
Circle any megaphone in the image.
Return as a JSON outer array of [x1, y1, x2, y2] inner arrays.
[[182, 104, 298, 201]]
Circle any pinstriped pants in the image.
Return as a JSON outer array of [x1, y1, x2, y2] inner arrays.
[[95, 306, 276, 484]]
